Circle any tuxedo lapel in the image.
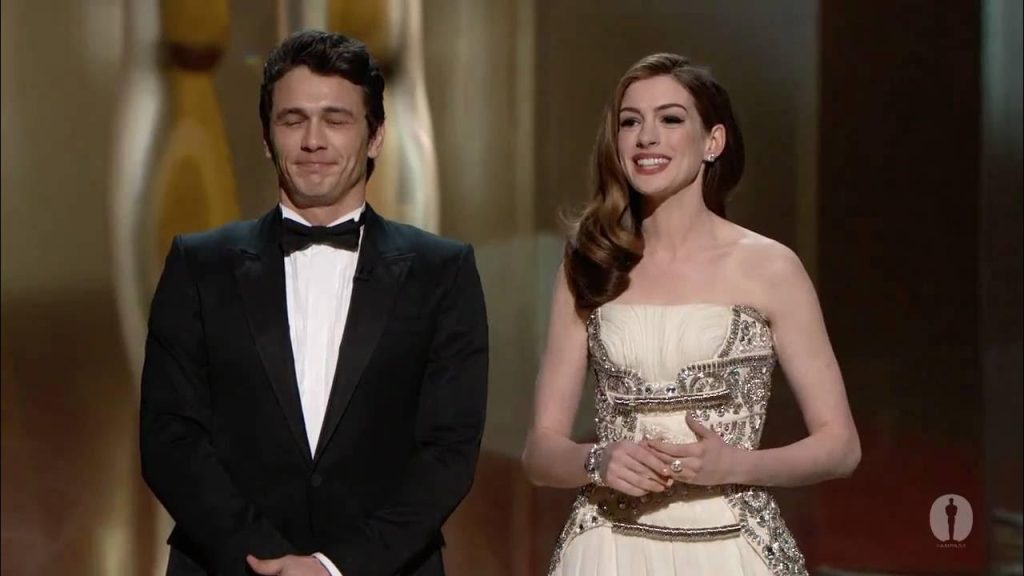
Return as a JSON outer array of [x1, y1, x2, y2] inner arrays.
[[234, 209, 313, 465], [314, 206, 411, 462]]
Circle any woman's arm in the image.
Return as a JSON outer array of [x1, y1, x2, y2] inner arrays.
[[738, 243, 860, 486], [522, 265, 669, 496], [648, 243, 860, 488]]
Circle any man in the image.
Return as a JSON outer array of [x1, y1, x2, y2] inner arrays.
[[141, 30, 488, 576]]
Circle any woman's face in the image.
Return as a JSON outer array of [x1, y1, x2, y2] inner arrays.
[[616, 75, 720, 201]]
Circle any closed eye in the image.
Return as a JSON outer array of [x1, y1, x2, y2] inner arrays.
[[277, 113, 306, 127]]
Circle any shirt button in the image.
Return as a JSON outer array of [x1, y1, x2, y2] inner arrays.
[[310, 474, 323, 487]]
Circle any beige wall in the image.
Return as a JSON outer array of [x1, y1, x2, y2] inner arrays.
[[1, 0, 151, 573], [1, 0, 121, 299]]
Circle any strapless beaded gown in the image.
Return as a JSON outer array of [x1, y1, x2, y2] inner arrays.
[[549, 304, 808, 576]]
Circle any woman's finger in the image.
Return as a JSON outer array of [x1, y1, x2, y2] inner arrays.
[[606, 470, 647, 497], [629, 444, 675, 477], [647, 440, 702, 459], [622, 457, 668, 491], [617, 467, 665, 495], [667, 456, 703, 480]]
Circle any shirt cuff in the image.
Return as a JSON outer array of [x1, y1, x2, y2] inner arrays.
[[313, 552, 343, 576]]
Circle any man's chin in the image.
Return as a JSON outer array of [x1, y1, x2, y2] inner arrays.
[[284, 189, 341, 209]]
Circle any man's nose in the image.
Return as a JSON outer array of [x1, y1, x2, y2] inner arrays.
[[301, 120, 326, 151]]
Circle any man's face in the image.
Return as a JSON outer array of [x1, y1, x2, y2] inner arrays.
[[266, 66, 383, 210]]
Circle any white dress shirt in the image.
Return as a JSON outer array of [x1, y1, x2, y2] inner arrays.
[[280, 203, 362, 576]]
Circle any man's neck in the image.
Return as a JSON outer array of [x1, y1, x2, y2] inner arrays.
[[280, 191, 366, 226]]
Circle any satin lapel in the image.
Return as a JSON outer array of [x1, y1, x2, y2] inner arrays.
[[314, 207, 411, 462], [234, 209, 313, 464]]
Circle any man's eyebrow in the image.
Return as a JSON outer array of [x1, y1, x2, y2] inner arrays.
[[275, 106, 357, 118]]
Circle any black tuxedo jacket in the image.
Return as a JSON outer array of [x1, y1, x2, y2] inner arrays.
[[140, 206, 488, 576]]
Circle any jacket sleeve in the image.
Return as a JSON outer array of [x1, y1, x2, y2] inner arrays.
[[140, 236, 296, 575]]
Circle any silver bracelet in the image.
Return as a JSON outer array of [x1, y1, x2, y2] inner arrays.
[[584, 442, 607, 487]]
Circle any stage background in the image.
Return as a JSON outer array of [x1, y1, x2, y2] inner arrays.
[[2, 0, 1020, 574]]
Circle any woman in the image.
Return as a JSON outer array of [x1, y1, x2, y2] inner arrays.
[[522, 53, 860, 575]]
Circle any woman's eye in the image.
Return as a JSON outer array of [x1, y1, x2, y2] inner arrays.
[[619, 117, 640, 128]]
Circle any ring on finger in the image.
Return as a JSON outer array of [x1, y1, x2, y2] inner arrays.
[[670, 458, 683, 473]]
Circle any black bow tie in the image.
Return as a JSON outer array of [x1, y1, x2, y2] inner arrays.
[[280, 217, 362, 255]]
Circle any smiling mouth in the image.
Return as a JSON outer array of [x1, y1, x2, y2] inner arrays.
[[633, 156, 670, 174], [636, 157, 669, 168], [296, 162, 336, 171]]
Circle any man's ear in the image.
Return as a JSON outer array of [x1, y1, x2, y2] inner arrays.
[[368, 122, 386, 159]]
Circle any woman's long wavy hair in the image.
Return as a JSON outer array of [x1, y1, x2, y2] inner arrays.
[[564, 53, 745, 315]]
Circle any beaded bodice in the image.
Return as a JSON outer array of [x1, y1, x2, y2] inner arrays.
[[589, 303, 775, 450], [548, 304, 807, 576]]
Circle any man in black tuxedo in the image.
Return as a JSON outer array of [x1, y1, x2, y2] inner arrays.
[[141, 30, 488, 576]]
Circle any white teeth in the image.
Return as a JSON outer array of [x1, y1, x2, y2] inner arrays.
[[637, 157, 668, 167]]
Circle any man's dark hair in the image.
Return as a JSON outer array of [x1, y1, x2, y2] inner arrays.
[[260, 30, 386, 177]]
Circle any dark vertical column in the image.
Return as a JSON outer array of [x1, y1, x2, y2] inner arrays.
[[818, 0, 985, 572]]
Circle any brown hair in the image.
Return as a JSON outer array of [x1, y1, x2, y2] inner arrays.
[[564, 53, 745, 314]]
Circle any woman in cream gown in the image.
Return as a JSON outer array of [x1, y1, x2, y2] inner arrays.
[[522, 54, 861, 576]]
